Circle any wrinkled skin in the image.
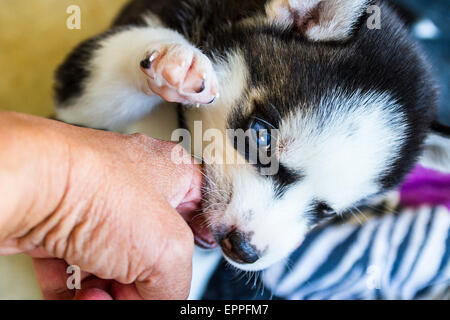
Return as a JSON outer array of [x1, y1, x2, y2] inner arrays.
[[0, 112, 204, 300]]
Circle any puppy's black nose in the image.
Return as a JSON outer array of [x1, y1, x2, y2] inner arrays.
[[220, 230, 260, 264]]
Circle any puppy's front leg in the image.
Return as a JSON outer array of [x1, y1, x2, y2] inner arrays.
[[55, 27, 218, 131]]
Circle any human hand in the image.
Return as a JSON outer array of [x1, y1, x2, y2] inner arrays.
[[0, 113, 212, 300]]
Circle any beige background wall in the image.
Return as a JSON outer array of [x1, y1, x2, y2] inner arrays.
[[0, 0, 129, 300], [0, 0, 128, 117]]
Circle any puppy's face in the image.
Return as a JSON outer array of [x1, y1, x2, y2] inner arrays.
[[200, 65, 412, 271], [190, 0, 439, 271]]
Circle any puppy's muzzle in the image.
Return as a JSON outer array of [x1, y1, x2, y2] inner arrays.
[[219, 230, 260, 264]]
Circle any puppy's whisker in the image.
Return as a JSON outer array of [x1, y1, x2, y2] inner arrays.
[[349, 209, 363, 225], [353, 206, 369, 222]]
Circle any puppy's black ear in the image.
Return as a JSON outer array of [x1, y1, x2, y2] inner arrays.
[[266, 0, 370, 41], [419, 121, 450, 173]]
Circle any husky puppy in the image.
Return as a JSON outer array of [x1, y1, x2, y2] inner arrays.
[[54, 0, 450, 271]]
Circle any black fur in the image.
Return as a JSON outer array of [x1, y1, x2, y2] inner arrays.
[[307, 200, 336, 226], [273, 165, 304, 199], [431, 121, 450, 138], [113, 0, 267, 58], [54, 37, 99, 105]]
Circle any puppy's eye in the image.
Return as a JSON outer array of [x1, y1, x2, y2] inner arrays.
[[316, 202, 336, 219], [250, 118, 274, 149]]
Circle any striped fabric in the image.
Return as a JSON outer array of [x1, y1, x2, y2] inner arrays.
[[262, 206, 450, 300]]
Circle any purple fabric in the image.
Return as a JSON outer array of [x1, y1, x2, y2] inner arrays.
[[400, 166, 450, 210]]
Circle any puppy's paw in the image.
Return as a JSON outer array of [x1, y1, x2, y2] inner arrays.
[[140, 43, 218, 105]]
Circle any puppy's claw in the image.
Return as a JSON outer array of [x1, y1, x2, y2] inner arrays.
[[140, 51, 159, 70], [140, 58, 151, 69]]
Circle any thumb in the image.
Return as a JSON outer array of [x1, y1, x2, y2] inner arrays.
[[126, 200, 194, 300]]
